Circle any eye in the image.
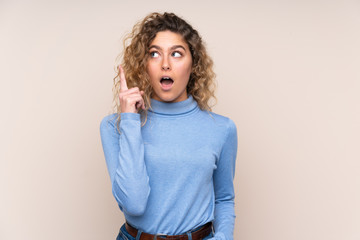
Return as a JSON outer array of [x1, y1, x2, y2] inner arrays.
[[172, 51, 182, 57], [150, 51, 159, 58]]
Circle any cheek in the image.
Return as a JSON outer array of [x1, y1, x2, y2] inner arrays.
[[178, 61, 192, 77], [145, 64, 156, 88], [147, 64, 159, 83], [146, 63, 154, 76]]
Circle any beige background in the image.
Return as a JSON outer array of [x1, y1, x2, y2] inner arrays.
[[1, 0, 359, 239]]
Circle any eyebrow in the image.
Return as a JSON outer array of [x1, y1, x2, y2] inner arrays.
[[149, 45, 186, 51]]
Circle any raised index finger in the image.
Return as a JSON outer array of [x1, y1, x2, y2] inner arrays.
[[118, 65, 128, 91]]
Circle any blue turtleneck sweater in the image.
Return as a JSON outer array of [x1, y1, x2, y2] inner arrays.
[[100, 96, 237, 240]]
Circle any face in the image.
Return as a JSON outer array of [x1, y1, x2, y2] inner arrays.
[[146, 30, 193, 103]]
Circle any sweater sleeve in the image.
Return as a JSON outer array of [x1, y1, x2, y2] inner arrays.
[[100, 113, 150, 216], [212, 119, 238, 240]]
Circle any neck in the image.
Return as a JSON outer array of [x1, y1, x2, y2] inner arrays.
[[148, 95, 198, 116]]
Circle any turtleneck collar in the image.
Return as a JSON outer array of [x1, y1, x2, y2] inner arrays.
[[148, 95, 198, 116]]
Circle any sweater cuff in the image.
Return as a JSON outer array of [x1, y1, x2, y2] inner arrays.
[[212, 232, 226, 240], [120, 112, 141, 121]]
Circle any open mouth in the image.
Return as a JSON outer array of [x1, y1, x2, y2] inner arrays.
[[160, 77, 174, 90]]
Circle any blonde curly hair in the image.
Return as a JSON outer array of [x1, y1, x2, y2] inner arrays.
[[113, 12, 216, 126]]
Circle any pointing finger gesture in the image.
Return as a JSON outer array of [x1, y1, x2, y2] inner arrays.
[[119, 65, 128, 92], [118, 65, 145, 113]]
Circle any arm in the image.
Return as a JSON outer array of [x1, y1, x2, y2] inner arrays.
[[212, 119, 238, 240], [100, 113, 150, 216], [100, 65, 149, 216]]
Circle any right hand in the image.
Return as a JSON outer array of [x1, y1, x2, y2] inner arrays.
[[118, 65, 145, 113]]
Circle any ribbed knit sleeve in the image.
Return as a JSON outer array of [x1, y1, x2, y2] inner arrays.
[[212, 119, 238, 240], [100, 113, 150, 216]]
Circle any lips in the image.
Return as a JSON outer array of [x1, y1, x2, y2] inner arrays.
[[160, 76, 174, 90]]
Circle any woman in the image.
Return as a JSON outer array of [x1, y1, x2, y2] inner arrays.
[[100, 12, 238, 240]]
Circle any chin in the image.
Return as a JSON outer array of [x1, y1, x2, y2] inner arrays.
[[152, 88, 188, 103], [158, 96, 179, 103]]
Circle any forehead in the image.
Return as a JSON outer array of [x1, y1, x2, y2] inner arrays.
[[150, 31, 188, 49]]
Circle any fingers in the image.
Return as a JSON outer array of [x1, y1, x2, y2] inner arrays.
[[117, 65, 145, 113], [119, 87, 145, 113], [118, 65, 128, 91], [122, 94, 143, 106], [120, 87, 141, 95], [120, 93, 145, 113], [137, 91, 145, 110]]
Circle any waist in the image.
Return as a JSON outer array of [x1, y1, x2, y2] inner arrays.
[[125, 222, 213, 240]]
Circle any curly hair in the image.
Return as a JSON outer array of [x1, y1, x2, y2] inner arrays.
[[113, 12, 216, 126]]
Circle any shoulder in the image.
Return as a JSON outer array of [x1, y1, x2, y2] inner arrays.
[[200, 110, 237, 133], [100, 113, 119, 133]]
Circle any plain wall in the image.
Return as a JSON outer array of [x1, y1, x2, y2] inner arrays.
[[1, 0, 359, 239]]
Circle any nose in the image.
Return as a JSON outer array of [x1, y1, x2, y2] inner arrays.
[[161, 57, 171, 71], [162, 65, 170, 70]]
